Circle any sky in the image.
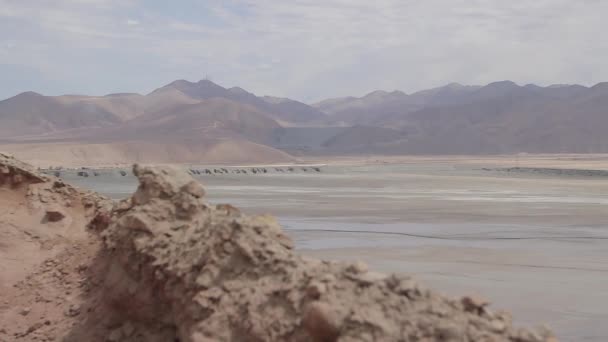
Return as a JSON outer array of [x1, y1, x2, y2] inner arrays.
[[1, 0, 607, 102]]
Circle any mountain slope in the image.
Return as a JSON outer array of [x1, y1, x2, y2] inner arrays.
[[150, 80, 327, 124], [2, 79, 608, 163], [369, 82, 608, 154], [0, 92, 124, 138]]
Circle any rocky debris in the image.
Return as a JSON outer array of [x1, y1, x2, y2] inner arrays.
[[86, 164, 555, 342]]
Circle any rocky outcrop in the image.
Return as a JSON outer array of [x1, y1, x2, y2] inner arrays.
[[0, 152, 48, 187], [89, 165, 555, 342], [0, 154, 556, 341]]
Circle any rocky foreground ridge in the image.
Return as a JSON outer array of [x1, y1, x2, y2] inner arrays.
[[0, 154, 555, 341]]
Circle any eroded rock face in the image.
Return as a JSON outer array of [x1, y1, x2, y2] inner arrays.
[[97, 165, 555, 342], [0, 154, 113, 341], [0, 152, 48, 187]]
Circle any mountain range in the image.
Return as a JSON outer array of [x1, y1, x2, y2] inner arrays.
[[1, 79, 607, 165]]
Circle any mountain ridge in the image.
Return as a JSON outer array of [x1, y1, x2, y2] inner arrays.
[[2, 79, 608, 165]]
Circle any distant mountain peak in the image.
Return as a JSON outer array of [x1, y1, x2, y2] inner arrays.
[[591, 82, 608, 90], [2, 91, 46, 104], [197, 79, 220, 86], [364, 90, 389, 97], [15, 91, 44, 98], [485, 80, 519, 88], [445, 82, 465, 89], [167, 79, 195, 87], [228, 86, 252, 95]]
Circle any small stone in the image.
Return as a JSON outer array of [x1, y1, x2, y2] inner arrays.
[[346, 261, 368, 274], [44, 208, 66, 222], [320, 274, 336, 283], [306, 282, 326, 299], [303, 302, 341, 342], [25, 322, 43, 335], [122, 322, 135, 337], [107, 328, 122, 341], [181, 180, 205, 198], [64, 304, 80, 317], [437, 322, 463, 340], [216, 203, 240, 216], [349, 271, 386, 286], [490, 319, 506, 332], [461, 295, 489, 314], [20, 307, 31, 316], [391, 277, 419, 298], [222, 242, 234, 253]]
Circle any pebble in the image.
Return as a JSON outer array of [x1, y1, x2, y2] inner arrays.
[[346, 261, 368, 274], [306, 282, 326, 299], [122, 322, 135, 337], [303, 302, 341, 342], [461, 296, 489, 314], [64, 304, 80, 317], [107, 328, 122, 341]]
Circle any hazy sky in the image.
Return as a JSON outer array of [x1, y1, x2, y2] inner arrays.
[[1, 0, 607, 102]]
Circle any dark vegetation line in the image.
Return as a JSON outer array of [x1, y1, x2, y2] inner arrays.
[[283, 228, 608, 241]]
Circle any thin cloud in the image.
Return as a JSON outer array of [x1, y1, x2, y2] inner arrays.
[[0, 0, 607, 101]]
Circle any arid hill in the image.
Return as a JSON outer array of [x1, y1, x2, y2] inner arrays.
[[1, 79, 608, 165], [0, 80, 311, 165], [313, 81, 608, 154]]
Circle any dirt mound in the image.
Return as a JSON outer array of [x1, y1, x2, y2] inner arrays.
[[0, 153, 111, 341], [0, 156, 555, 341]]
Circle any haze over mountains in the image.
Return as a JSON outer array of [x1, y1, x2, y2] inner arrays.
[[1, 79, 607, 165]]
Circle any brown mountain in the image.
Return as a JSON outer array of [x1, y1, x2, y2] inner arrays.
[[2, 79, 608, 165], [0, 92, 124, 138], [150, 80, 327, 124], [0, 81, 304, 165], [313, 83, 482, 126], [316, 81, 608, 154]]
